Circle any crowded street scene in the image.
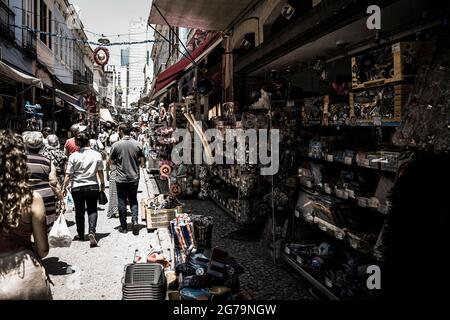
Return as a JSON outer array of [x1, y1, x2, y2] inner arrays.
[[0, 0, 449, 310]]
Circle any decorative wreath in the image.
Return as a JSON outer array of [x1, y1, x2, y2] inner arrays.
[[160, 164, 172, 177], [170, 183, 182, 196], [94, 47, 110, 67]]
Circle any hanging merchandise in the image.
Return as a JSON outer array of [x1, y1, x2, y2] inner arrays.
[[94, 47, 110, 67], [312, 57, 329, 81], [160, 164, 173, 177]]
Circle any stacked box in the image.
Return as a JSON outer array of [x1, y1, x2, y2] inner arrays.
[[323, 95, 353, 126], [351, 42, 431, 89], [350, 84, 411, 125], [301, 96, 325, 125]]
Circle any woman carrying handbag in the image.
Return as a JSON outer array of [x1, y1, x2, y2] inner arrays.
[[0, 130, 52, 300]]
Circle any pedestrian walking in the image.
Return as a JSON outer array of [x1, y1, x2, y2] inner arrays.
[[64, 123, 87, 157], [23, 132, 61, 225], [98, 127, 108, 146], [42, 127, 52, 148], [0, 130, 52, 300], [109, 123, 145, 235], [42, 135, 68, 186], [107, 136, 120, 219], [63, 132, 105, 248], [109, 129, 119, 145]]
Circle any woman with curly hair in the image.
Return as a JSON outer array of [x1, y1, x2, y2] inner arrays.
[[0, 130, 51, 300]]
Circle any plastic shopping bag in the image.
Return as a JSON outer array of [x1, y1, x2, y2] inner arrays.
[[48, 214, 72, 248]]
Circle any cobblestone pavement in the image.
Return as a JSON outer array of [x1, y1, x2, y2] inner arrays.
[[180, 199, 314, 300]]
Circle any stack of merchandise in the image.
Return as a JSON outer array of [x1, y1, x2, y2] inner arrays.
[[170, 214, 196, 264]]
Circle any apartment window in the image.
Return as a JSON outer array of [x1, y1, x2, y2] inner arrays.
[[48, 10, 52, 50], [39, 0, 47, 43], [59, 27, 63, 60], [34, 0, 38, 29], [64, 34, 67, 63]]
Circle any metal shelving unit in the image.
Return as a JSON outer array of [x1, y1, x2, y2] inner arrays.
[[282, 254, 339, 301]]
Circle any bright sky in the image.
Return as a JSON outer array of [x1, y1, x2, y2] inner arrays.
[[71, 0, 152, 65]]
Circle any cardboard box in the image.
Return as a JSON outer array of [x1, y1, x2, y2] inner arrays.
[[350, 84, 411, 124], [351, 42, 432, 89]]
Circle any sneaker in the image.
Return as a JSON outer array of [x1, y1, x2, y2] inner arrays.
[[88, 233, 98, 248], [132, 223, 139, 236], [118, 226, 128, 234]]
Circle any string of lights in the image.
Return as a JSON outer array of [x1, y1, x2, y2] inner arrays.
[[12, 25, 160, 47]]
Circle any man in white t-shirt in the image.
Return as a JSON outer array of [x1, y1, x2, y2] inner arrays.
[[63, 132, 105, 248]]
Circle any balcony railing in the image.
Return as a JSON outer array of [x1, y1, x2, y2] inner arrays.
[[0, 1, 15, 41], [22, 29, 37, 57]]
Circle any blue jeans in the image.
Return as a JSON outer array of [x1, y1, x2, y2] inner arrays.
[[116, 182, 139, 228], [72, 185, 99, 237]]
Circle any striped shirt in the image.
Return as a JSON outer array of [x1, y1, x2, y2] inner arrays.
[[27, 153, 56, 225]]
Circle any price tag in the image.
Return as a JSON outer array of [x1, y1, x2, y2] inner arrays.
[[325, 277, 333, 288], [287, 100, 295, 107], [285, 246, 291, 255], [326, 154, 334, 162], [296, 255, 303, 265], [295, 210, 300, 218], [345, 157, 353, 165]]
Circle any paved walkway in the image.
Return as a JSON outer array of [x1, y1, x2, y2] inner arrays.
[[43, 170, 172, 300]]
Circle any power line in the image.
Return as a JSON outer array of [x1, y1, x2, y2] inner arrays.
[[12, 25, 160, 47]]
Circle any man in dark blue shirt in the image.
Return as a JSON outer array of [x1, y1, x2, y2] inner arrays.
[[109, 123, 145, 235]]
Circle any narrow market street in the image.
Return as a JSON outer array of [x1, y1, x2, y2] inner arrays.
[[1, 0, 448, 307]]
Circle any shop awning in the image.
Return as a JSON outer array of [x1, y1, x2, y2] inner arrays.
[[151, 33, 222, 99], [148, 0, 258, 31], [55, 89, 87, 113], [99, 108, 116, 124], [0, 61, 43, 89]]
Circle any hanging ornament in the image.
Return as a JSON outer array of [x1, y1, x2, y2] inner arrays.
[[160, 164, 172, 177], [94, 47, 110, 67], [170, 183, 182, 197], [312, 57, 329, 81]]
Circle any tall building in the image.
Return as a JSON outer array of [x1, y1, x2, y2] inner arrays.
[[127, 17, 152, 106]]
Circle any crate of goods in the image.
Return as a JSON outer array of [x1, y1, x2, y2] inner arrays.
[[351, 42, 431, 89], [350, 84, 411, 125], [323, 95, 354, 126], [301, 96, 325, 125], [146, 206, 182, 230]]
